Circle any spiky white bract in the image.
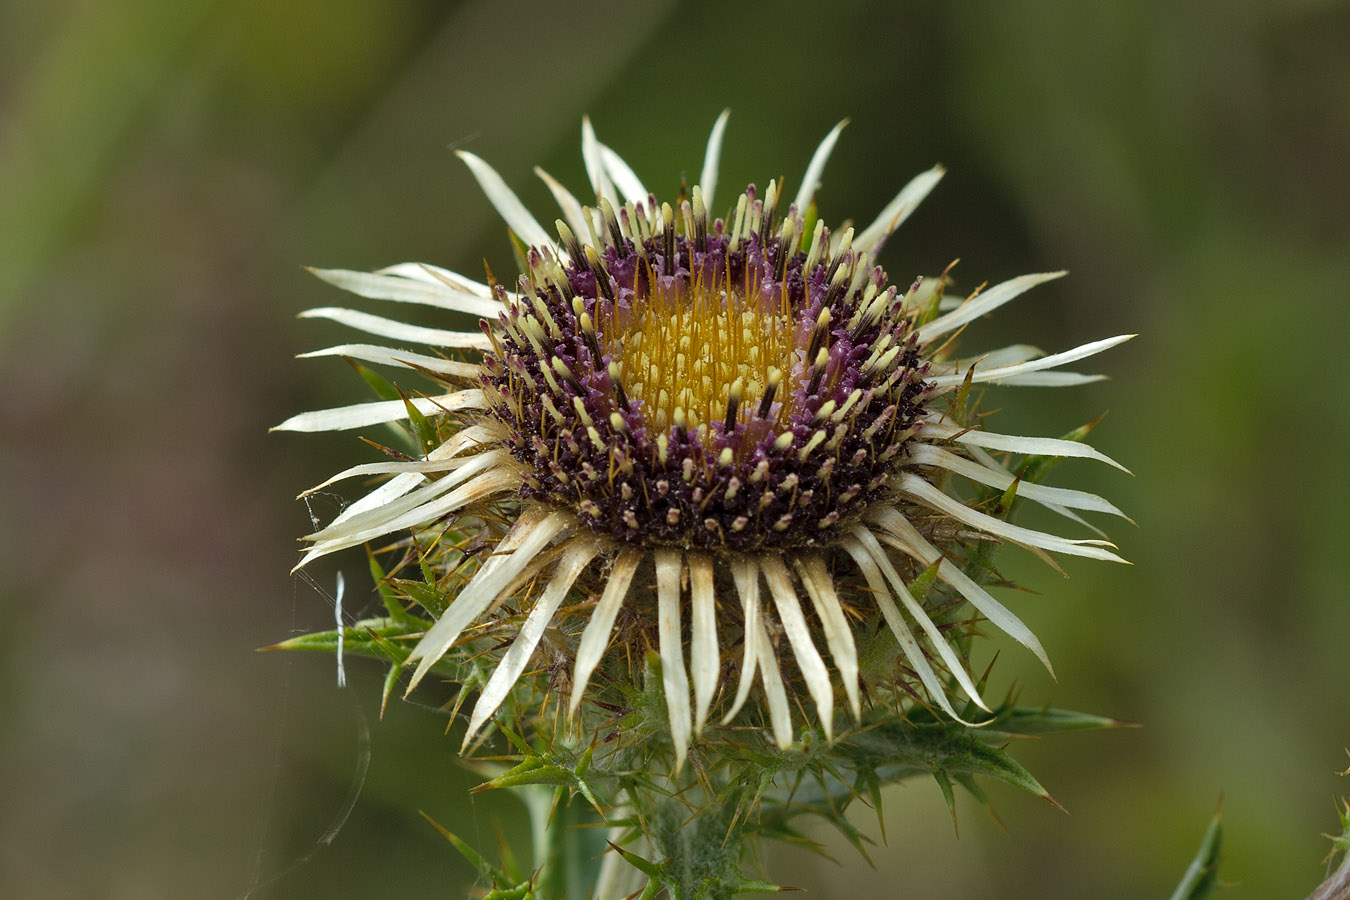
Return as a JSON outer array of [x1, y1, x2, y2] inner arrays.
[[281, 112, 1132, 764]]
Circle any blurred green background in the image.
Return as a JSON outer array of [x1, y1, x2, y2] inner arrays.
[[2, 0, 1348, 897]]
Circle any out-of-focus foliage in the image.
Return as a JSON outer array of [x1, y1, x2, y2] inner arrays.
[[1, 0, 1347, 898]]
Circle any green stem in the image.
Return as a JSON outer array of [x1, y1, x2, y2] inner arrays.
[[641, 774, 753, 900], [522, 784, 605, 900], [520, 784, 556, 891]]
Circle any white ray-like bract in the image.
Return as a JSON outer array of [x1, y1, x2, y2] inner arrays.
[[697, 109, 731, 212], [795, 556, 861, 720], [534, 166, 590, 244], [792, 119, 848, 214], [375, 262, 496, 298], [841, 530, 984, 725], [723, 557, 763, 725], [302, 446, 508, 541], [581, 116, 618, 208], [296, 462, 518, 569], [655, 548, 693, 767], [761, 556, 835, 741], [898, 474, 1126, 563], [308, 266, 503, 318], [456, 150, 555, 251], [906, 444, 1131, 521], [283, 113, 1131, 758], [405, 507, 570, 691], [463, 539, 601, 749], [926, 334, 1136, 392], [273, 388, 486, 433], [938, 422, 1132, 474], [688, 554, 720, 737], [317, 421, 506, 529], [868, 506, 1054, 674], [298, 445, 499, 498], [569, 548, 642, 716], [298, 343, 481, 379], [914, 271, 1068, 344], [297, 306, 494, 350], [855, 164, 947, 253], [599, 143, 648, 206]]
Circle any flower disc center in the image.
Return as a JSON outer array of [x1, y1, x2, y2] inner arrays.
[[599, 263, 794, 439], [487, 191, 932, 552]]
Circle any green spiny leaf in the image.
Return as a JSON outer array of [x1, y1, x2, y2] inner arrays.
[[397, 578, 450, 618], [913, 266, 950, 328], [799, 202, 818, 254], [952, 360, 977, 424], [838, 714, 1062, 807], [634, 877, 663, 900], [418, 552, 439, 588], [398, 386, 439, 456], [262, 616, 425, 664], [947, 740, 1060, 809], [507, 230, 530, 275], [932, 767, 959, 833], [732, 874, 803, 893], [493, 819, 524, 884], [495, 721, 535, 755], [368, 549, 412, 624], [995, 475, 1021, 519], [952, 773, 1004, 830], [473, 746, 606, 817], [480, 883, 535, 900], [854, 765, 886, 842], [607, 841, 663, 878], [908, 558, 941, 603], [1168, 807, 1222, 900], [1328, 796, 1350, 863], [420, 811, 497, 879], [347, 358, 402, 403], [379, 661, 401, 718], [988, 705, 1134, 737]]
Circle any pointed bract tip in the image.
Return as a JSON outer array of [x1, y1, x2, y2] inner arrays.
[[402, 664, 427, 699]]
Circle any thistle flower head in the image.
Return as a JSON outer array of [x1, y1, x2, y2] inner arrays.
[[491, 180, 930, 555], [278, 113, 1132, 767]]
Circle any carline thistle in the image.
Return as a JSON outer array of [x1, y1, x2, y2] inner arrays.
[[277, 112, 1133, 767]]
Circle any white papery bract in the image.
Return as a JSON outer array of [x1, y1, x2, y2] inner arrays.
[[279, 112, 1132, 766]]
